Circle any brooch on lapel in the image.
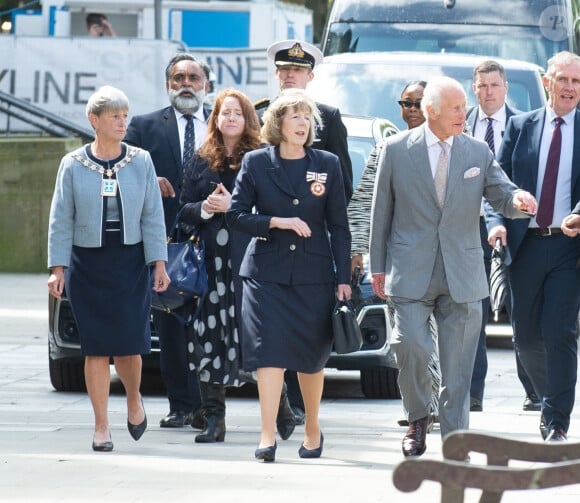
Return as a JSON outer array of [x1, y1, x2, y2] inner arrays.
[[306, 171, 327, 196]]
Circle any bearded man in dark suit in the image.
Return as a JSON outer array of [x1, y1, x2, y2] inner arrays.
[[125, 53, 211, 430]]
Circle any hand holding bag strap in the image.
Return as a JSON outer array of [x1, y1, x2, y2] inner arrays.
[[332, 300, 363, 354]]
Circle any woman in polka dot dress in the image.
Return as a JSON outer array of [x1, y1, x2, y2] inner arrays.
[[180, 88, 261, 443]]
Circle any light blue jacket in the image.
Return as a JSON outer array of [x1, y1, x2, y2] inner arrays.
[[48, 144, 167, 268]]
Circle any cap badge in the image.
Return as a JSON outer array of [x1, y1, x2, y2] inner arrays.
[[288, 43, 305, 59]]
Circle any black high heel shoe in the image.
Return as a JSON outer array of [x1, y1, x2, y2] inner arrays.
[[92, 432, 113, 452], [128, 398, 147, 441], [255, 442, 277, 462], [298, 433, 324, 459]]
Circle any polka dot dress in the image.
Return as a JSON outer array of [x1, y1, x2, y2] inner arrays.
[[187, 222, 245, 386]]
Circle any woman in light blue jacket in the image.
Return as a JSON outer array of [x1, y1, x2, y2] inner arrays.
[[47, 86, 169, 452]]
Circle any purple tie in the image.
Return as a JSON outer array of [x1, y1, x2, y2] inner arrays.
[[536, 117, 564, 229], [484, 117, 495, 155]]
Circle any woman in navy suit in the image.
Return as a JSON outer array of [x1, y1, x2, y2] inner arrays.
[[227, 89, 352, 462], [180, 88, 261, 443]]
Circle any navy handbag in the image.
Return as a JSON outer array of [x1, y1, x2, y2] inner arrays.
[[150, 209, 208, 313]]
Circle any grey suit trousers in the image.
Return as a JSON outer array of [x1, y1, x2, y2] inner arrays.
[[390, 250, 481, 438]]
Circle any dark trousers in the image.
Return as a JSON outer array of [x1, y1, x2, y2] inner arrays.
[[470, 218, 491, 401], [509, 233, 580, 431], [471, 218, 538, 402], [153, 308, 202, 413], [285, 370, 305, 411], [470, 297, 489, 402]]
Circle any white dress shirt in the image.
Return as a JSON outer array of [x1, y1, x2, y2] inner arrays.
[[175, 107, 208, 154], [473, 105, 507, 153], [530, 107, 576, 228], [425, 125, 453, 178]]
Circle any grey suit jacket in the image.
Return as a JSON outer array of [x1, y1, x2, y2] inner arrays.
[[48, 144, 167, 268], [369, 125, 527, 304]]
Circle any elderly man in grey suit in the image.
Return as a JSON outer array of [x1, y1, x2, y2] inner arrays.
[[369, 76, 538, 457]]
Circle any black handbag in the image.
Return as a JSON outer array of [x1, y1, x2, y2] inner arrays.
[[332, 300, 363, 354], [150, 209, 208, 313]]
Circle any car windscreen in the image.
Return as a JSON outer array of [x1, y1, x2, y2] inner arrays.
[[324, 23, 568, 68], [308, 61, 545, 131]]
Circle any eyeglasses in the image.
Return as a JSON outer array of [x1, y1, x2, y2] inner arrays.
[[398, 100, 422, 110]]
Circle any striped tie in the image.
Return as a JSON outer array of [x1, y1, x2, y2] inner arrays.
[[484, 117, 495, 155]]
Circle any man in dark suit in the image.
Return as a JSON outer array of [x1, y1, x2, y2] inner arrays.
[[255, 39, 354, 428], [487, 51, 580, 442], [256, 39, 353, 203], [125, 53, 210, 429], [466, 60, 540, 413]]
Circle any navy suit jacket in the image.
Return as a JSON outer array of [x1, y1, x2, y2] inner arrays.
[[256, 100, 353, 203], [466, 103, 520, 138], [226, 146, 351, 286], [124, 105, 211, 233], [486, 107, 580, 263]]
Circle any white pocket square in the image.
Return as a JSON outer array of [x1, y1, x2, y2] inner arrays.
[[464, 167, 480, 179]]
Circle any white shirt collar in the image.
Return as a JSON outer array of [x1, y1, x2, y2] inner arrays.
[[425, 124, 454, 149], [477, 104, 507, 124], [546, 105, 575, 126], [175, 106, 205, 123]]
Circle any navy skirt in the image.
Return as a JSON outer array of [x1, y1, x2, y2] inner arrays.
[[66, 231, 151, 357], [241, 279, 335, 373]]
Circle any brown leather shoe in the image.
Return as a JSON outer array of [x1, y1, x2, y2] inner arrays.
[[545, 427, 567, 442], [402, 416, 429, 457]]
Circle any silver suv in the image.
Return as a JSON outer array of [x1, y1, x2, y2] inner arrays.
[[307, 51, 546, 131]]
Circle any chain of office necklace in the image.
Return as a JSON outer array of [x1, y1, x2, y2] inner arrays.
[[71, 147, 138, 178]]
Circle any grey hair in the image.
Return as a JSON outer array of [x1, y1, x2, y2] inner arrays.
[[85, 85, 129, 117], [165, 53, 201, 81], [546, 51, 580, 79], [261, 88, 322, 146], [421, 76, 466, 115]]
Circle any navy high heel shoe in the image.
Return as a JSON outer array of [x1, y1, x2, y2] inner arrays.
[[128, 398, 147, 441], [255, 442, 277, 462], [298, 433, 324, 458]]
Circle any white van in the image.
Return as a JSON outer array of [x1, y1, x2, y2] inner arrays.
[[321, 0, 580, 67]]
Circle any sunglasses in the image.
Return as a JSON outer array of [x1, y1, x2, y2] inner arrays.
[[398, 100, 422, 110]]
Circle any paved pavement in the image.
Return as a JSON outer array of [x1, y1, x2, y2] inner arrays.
[[1, 273, 580, 502]]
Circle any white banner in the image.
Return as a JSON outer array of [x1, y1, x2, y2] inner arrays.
[[0, 36, 274, 133]]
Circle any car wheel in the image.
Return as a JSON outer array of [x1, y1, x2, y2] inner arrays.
[[360, 367, 401, 399], [49, 354, 86, 392]]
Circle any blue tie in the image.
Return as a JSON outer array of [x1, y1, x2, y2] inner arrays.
[[183, 114, 195, 169], [484, 117, 495, 155]]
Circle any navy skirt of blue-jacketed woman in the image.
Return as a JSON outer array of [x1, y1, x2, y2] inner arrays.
[[65, 231, 151, 356]]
